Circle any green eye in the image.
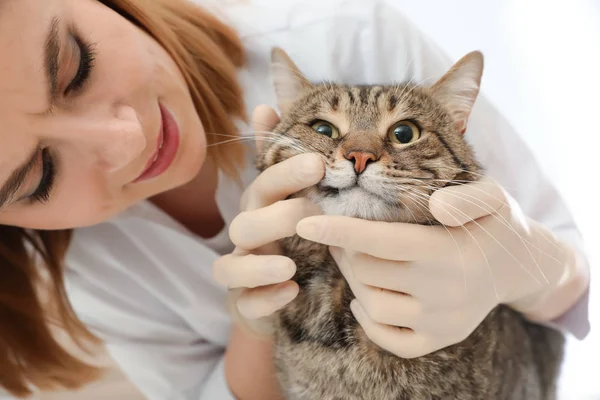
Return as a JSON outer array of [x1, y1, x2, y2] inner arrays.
[[388, 121, 421, 144], [311, 120, 340, 139]]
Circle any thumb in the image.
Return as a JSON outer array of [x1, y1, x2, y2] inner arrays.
[[252, 104, 280, 152], [429, 176, 508, 226]]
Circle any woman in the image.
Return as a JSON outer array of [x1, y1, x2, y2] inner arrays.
[[0, 0, 590, 399]]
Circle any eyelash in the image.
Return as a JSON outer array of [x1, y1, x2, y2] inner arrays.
[[64, 34, 95, 95], [30, 149, 56, 204], [29, 35, 95, 204]]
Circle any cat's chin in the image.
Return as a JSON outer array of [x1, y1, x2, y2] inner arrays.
[[308, 186, 420, 223]]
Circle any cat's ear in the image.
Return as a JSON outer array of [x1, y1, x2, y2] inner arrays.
[[270, 47, 311, 114], [430, 51, 484, 134]]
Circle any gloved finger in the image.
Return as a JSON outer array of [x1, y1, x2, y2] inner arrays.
[[332, 248, 422, 328], [332, 248, 475, 313], [230, 197, 322, 250], [213, 252, 296, 289], [251, 104, 281, 153], [297, 216, 462, 264], [429, 176, 508, 227], [240, 153, 325, 212], [331, 247, 415, 294], [354, 287, 422, 328], [236, 281, 299, 320], [350, 300, 433, 359]]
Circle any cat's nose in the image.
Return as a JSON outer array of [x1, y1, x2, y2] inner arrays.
[[345, 151, 378, 174]]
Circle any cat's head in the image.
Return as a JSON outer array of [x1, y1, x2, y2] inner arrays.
[[257, 48, 484, 223]]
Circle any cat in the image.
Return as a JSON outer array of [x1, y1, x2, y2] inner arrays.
[[254, 47, 565, 400]]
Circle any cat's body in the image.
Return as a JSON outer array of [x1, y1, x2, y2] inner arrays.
[[273, 238, 563, 399], [256, 48, 564, 399]]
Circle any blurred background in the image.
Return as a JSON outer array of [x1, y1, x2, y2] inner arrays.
[[386, 1, 599, 398]]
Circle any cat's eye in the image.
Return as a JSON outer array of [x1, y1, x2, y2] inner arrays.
[[311, 120, 340, 139], [388, 121, 421, 145]]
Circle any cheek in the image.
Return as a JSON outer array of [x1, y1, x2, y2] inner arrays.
[[1, 189, 119, 230], [43, 171, 126, 228], [386, 149, 421, 171], [38, 160, 144, 229], [95, 39, 154, 99]]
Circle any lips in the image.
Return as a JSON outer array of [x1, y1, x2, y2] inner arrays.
[[134, 103, 180, 182]]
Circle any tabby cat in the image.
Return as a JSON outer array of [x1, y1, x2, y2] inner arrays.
[[255, 47, 564, 400]]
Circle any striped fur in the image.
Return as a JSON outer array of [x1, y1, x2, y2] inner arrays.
[[256, 49, 564, 400]]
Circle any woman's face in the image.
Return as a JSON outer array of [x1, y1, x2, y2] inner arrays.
[[0, 0, 207, 229]]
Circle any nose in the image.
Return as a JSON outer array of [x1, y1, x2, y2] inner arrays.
[[69, 106, 146, 172], [345, 151, 378, 174]]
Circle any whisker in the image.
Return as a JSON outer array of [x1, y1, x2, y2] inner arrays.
[[399, 187, 469, 293], [418, 187, 559, 285], [437, 187, 563, 254], [394, 186, 421, 225], [207, 134, 318, 155], [207, 137, 253, 147], [365, 176, 550, 292], [206, 130, 282, 139], [414, 196, 499, 299], [402, 181, 564, 261], [414, 190, 544, 288], [427, 166, 519, 192], [370, 176, 555, 258]]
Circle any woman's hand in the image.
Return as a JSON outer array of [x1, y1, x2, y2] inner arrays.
[[213, 105, 324, 332], [296, 177, 588, 358]]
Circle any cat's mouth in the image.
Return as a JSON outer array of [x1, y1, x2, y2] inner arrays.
[[317, 183, 341, 196], [316, 181, 397, 205]]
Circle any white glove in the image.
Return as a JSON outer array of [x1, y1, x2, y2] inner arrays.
[[213, 105, 324, 333], [296, 177, 589, 358]]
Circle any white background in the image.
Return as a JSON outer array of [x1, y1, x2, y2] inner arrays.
[[386, 1, 600, 398]]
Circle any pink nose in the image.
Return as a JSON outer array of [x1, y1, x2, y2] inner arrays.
[[345, 151, 377, 174]]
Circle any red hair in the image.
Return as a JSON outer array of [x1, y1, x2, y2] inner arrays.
[[0, 0, 246, 396]]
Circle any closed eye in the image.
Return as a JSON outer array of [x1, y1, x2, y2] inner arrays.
[[28, 149, 56, 204], [64, 33, 95, 95]]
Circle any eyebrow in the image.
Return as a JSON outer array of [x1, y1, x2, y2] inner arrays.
[[44, 16, 61, 113], [0, 149, 39, 209], [0, 17, 61, 210]]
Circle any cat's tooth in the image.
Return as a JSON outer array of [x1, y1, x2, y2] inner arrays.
[[153, 153, 159, 162]]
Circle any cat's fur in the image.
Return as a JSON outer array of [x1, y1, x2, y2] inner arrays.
[[255, 48, 565, 400]]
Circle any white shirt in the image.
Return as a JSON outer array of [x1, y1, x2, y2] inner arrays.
[[60, 0, 590, 399]]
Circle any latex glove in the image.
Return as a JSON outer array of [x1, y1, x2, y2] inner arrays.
[[213, 105, 324, 333], [296, 177, 587, 358]]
